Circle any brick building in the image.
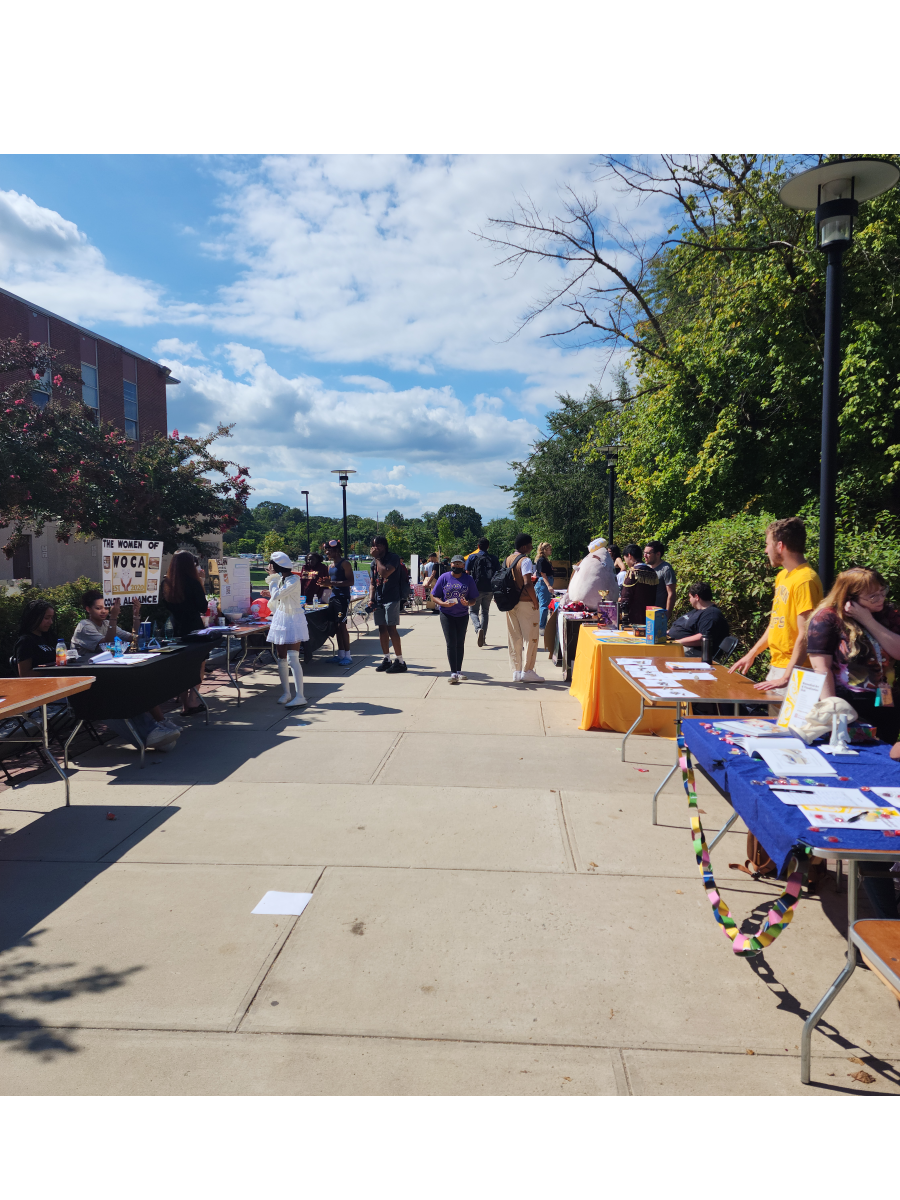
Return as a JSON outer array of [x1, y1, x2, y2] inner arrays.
[[0, 285, 182, 586]]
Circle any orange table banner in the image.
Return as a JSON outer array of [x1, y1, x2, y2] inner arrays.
[[569, 634, 685, 734]]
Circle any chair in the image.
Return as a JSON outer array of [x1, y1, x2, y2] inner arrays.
[[713, 634, 739, 664]]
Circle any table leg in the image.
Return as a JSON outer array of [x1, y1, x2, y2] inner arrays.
[[621, 696, 645, 762], [707, 811, 739, 853], [652, 764, 678, 826], [124, 719, 146, 769], [39, 703, 71, 807], [835, 858, 843, 893], [800, 859, 858, 1085], [651, 699, 683, 826], [224, 634, 241, 706], [63, 719, 84, 773]]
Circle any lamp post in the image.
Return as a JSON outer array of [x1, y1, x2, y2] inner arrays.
[[779, 158, 898, 590], [300, 489, 310, 556], [597, 444, 622, 546], [330, 469, 356, 554]]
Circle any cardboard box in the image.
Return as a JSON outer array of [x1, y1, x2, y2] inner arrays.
[[645, 606, 668, 643]]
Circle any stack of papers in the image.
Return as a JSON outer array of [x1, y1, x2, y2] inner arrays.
[[713, 719, 785, 736], [613, 658, 712, 698], [91, 651, 160, 665], [736, 737, 836, 776]]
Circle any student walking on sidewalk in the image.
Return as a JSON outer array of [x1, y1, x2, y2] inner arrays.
[[432, 555, 479, 683], [505, 533, 543, 683], [466, 537, 499, 646], [370, 534, 407, 673]]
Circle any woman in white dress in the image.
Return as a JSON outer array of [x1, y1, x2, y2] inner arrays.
[[265, 551, 309, 707]]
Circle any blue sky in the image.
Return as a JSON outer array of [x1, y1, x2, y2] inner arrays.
[[0, 154, 655, 520]]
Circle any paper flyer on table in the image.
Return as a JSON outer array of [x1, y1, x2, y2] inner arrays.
[[770, 785, 879, 808], [648, 687, 696, 698], [738, 738, 837, 775], [713, 719, 787, 736], [798, 805, 900, 830], [776, 667, 826, 731]]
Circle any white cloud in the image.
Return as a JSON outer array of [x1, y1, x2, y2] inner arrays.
[[153, 337, 206, 360], [341, 374, 393, 391], [0, 189, 193, 327]]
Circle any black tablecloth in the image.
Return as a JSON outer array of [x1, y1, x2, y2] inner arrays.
[[36, 645, 212, 721], [303, 608, 338, 661]]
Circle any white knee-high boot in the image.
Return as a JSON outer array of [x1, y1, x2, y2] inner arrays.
[[286, 649, 308, 707], [277, 657, 291, 703]]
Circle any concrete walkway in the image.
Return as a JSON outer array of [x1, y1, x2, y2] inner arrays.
[[2, 611, 900, 1095]]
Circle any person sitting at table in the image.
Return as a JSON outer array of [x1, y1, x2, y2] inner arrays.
[[668, 582, 731, 658], [161, 550, 209, 715], [14, 600, 58, 675], [266, 550, 309, 705], [620, 543, 659, 626], [805, 567, 900, 752]]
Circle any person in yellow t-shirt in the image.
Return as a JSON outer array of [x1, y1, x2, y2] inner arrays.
[[728, 516, 823, 697]]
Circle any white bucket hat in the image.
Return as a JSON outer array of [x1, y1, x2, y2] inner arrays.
[[269, 551, 293, 568]]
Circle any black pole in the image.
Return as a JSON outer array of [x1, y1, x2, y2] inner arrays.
[[607, 461, 615, 546], [819, 244, 844, 591], [304, 493, 310, 555], [342, 479, 349, 555]]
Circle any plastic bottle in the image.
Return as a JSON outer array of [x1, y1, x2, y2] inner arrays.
[[56, 639, 67, 666], [113, 635, 124, 659], [208, 596, 218, 621], [164, 615, 174, 640]]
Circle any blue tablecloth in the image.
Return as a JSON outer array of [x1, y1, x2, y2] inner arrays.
[[682, 717, 900, 875]]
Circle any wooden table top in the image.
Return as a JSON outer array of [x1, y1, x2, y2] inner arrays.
[[609, 658, 765, 705], [0, 675, 95, 720]]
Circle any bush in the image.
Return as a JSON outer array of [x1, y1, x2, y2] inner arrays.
[[665, 509, 900, 681]]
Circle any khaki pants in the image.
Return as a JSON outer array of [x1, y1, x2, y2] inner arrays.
[[507, 600, 540, 674]]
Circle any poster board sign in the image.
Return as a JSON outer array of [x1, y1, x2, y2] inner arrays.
[[353, 570, 371, 592], [101, 538, 162, 607], [776, 667, 827, 731], [219, 557, 252, 612], [410, 554, 420, 586]]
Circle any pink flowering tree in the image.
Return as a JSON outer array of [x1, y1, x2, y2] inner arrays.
[[0, 335, 251, 557]]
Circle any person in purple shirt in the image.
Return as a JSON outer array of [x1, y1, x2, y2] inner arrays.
[[431, 554, 480, 684]]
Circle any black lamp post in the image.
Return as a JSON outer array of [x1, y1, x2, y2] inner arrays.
[[779, 159, 898, 590], [300, 489, 310, 556], [330, 469, 356, 554], [597, 444, 622, 546]]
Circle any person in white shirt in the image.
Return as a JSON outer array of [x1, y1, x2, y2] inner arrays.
[[505, 532, 544, 683]]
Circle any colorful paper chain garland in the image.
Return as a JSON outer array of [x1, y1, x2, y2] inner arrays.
[[679, 733, 809, 957]]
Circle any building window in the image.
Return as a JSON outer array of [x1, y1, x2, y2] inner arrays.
[[32, 369, 51, 409], [123, 379, 138, 439], [82, 363, 99, 418]]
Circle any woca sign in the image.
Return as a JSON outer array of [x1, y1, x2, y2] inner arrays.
[[101, 538, 162, 606]]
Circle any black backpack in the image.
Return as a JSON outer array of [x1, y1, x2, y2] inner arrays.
[[469, 551, 498, 593], [490, 553, 527, 612]]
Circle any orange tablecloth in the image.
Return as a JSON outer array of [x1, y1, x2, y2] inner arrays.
[[569, 634, 685, 734]]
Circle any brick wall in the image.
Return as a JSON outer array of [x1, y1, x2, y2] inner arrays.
[[0, 288, 168, 442]]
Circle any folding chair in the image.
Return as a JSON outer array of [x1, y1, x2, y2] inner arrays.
[[713, 634, 739, 664]]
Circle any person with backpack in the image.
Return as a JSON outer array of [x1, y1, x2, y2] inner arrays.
[[493, 532, 543, 683], [465, 536, 500, 647], [369, 534, 408, 673]]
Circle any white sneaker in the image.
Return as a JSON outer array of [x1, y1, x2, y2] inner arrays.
[[448, 673, 460, 685], [159, 719, 183, 733], [147, 724, 179, 750], [286, 694, 308, 708], [456, 672, 468, 680], [522, 669, 545, 683], [513, 671, 523, 683]]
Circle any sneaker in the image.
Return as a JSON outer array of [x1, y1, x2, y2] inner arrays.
[[388, 658, 408, 673], [159, 719, 183, 733], [512, 671, 523, 683], [328, 654, 344, 663], [147, 725, 180, 750], [338, 655, 352, 666], [375, 656, 392, 672], [456, 672, 468, 680], [448, 673, 460, 684], [522, 669, 545, 683], [477, 629, 486, 647]]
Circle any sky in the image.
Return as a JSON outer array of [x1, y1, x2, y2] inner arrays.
[[0, 154, 667, 522]]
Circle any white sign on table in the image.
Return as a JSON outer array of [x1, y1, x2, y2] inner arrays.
[[101, 537, 162, 607], [219, 557, 252, 612], [776, 667, 826, 731]]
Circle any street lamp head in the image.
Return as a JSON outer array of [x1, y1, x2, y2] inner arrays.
[[779, 158, 899, 251], [301, 489, 309, 497], [330, 469, 356, 485]]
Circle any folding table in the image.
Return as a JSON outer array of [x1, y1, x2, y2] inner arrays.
[[0, 676, 94, 805]]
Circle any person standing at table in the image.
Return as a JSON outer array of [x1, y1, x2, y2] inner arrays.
[[161, 550, 210, 715], [432, 554, 480, 682], [533, 542, 556, 634], [643, 540, 677, 624], [266, 550, 309, 706], [620, 544, 659, 626], [729, 516, 823, 697], [325, 538, 354, 666]]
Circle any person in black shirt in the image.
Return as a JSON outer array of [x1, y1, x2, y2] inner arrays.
[[14, 600, 58, 675], [370, 534, 407, 673], [668, 581, 730, 658], [466, 537, 500, 646], [161, 550, 209, 713]]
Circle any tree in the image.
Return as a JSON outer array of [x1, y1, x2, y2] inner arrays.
[[483, 516, 518, 558], [383, 508, 404, 527], [260, 531, 286, 560], [1, 335, 251, 557], [435, 503, 483, 542], [482, 154, 900, 540]]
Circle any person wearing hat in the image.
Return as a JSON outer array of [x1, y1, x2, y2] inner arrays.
[[266, 551, 309, 706], [325, 538, 354, 666], [431, 555, 480, 683]]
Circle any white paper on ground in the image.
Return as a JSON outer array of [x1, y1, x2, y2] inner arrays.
[[740, 738, 836, 775], [798, 805, 900, 830], [251, 891, 314, 916], [770, 785, 876, 808]]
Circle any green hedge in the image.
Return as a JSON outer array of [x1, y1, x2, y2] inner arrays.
[[0, 578, 172, 677], [664, 511, 900, 681]]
